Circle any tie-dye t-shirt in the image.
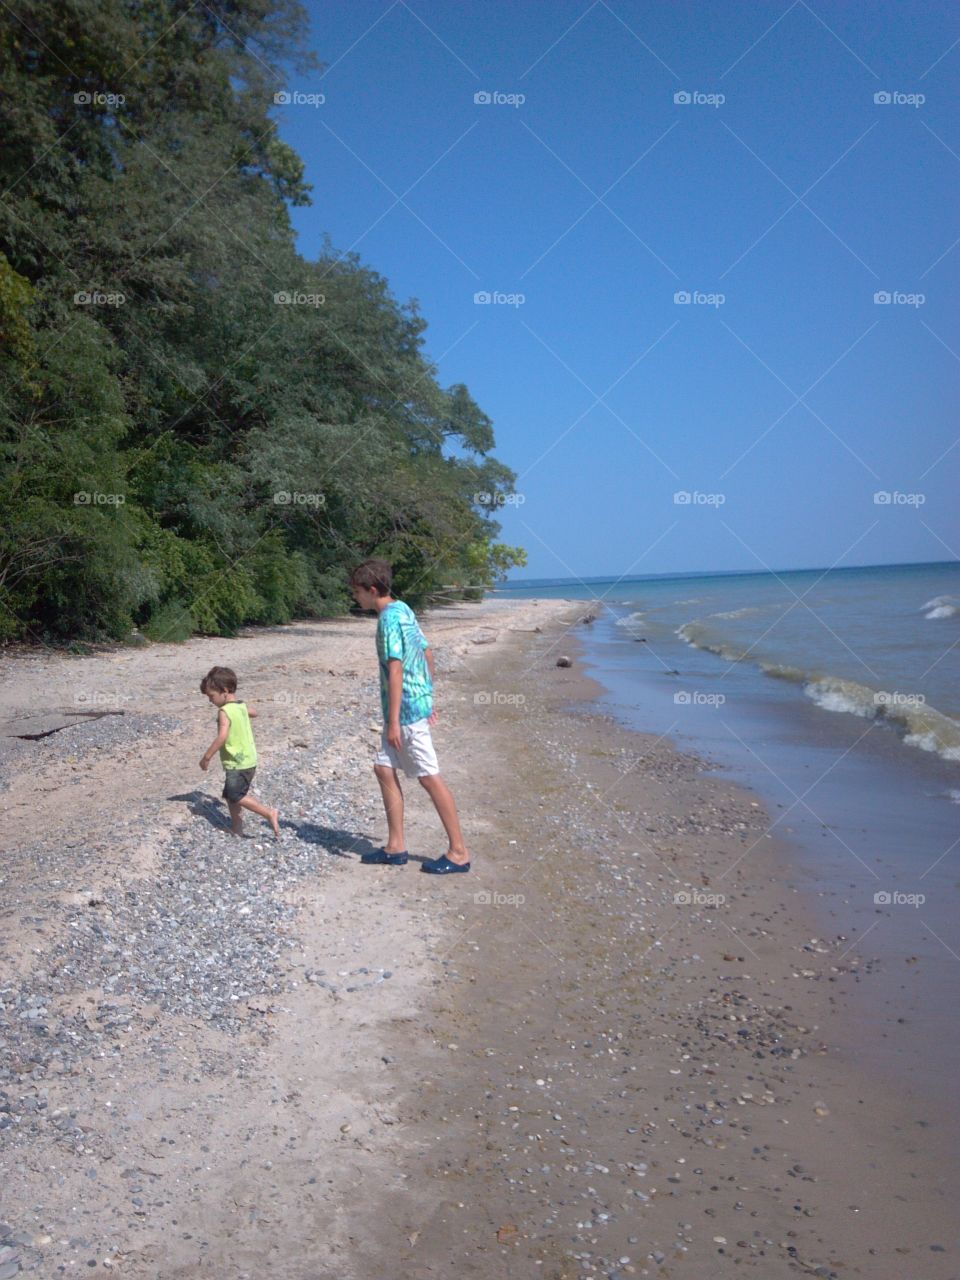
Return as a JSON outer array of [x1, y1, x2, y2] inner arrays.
[[376, 600, 433, 725]]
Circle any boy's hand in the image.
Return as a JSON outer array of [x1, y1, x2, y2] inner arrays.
[[386, 720, 402, 751], [428, 710, 438, 726], [199, 755, 210, 771]]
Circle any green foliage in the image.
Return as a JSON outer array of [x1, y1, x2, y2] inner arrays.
[[0, 0, 523, 644], [142, 599, 193, 644]]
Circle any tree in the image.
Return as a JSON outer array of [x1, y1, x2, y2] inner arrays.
[[0, 0, 523, 643]]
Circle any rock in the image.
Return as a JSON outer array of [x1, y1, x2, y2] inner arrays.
[[556, 657, 572, 668]]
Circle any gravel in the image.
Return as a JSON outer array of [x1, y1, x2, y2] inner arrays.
[[0, 703, 377, 1164]]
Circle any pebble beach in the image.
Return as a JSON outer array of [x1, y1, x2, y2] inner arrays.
[[0, 598, 955, 1279]]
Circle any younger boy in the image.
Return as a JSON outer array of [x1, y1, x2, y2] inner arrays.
[[199, 666, 280, 838], [349, 559, 470, 874]]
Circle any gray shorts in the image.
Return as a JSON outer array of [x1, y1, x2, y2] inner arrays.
[[223, 767, 256, 803]]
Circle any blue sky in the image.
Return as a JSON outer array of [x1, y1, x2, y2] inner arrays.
[[275, 0, 959, 580]]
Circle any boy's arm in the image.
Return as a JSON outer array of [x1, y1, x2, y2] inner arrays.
[[386, 658, 403, 748], [200, 709, 229, 770], [423, 637, 438, 723], [247, 705, 258, 718]]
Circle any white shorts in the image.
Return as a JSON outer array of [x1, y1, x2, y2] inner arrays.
[[374, 717, 440, 778]]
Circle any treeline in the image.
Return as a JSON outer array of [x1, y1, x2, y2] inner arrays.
[[0, 0, 523, 644]]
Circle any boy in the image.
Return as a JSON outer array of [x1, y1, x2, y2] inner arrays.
[[199, 666, 280, 838], [349, 559, 471, 874]]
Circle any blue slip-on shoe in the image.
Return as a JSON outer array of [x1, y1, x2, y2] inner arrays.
[[420, 854, 471, 875], [361, 848, 408, 866]]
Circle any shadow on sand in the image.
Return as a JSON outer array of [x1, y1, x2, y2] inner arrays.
[[168, 790, 379, 858]]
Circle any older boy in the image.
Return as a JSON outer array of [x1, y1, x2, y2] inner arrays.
[[349, 559, 470, 874]]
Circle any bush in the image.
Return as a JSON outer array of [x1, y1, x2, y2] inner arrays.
[[142, 599, 193, 643]]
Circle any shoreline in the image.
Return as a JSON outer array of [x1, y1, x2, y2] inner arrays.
[[0, 600, 955, 1277], [571, 604, 960, 1133], [358, 608, 955, 1279]]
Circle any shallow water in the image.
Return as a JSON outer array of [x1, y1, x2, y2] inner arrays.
[[498, 563, 960, 1109]]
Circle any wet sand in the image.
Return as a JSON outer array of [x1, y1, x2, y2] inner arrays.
[[353, 614, 957, 1279]]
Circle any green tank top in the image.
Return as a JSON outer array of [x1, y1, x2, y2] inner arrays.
[[218, 701, 258, 770]]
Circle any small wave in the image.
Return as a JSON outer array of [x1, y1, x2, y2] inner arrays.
[[921, 594, 959, 620], [678, 615, 960, 764], [616, 611, 647, 628], [759, 662, 808, 684], [676, 622, 747, 664], [803, 677, 960, 763], [805, 678, 878, 717], [948, 790, 960, 806], [903, 728, 960, 762], [710, 605, 766, 620]]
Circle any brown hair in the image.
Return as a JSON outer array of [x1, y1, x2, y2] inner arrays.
[[349, 558, 392, 596], [200, 666, 237, 694]]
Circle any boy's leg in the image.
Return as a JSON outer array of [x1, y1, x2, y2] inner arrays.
[[227, 799, 244, 836], [238, 795, 280, 837], [418, 774, 469, 864], [374, 763, 406, 852]]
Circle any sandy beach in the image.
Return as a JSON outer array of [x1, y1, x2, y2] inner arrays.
[[0, 597, 955, 1279]]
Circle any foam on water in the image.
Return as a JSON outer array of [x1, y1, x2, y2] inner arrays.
[[678, 626, 960, 765], [922, 595, 959, 619], [676, 622, 747, 664], [616, 611, 647, 628], [710, 605, 770, 620]]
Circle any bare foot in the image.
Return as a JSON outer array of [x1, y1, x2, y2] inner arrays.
[[230, 828, 244, 838], [269, 808, 280, 838]]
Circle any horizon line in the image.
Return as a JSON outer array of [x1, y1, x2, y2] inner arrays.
[[500, 557, 957, 586]]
